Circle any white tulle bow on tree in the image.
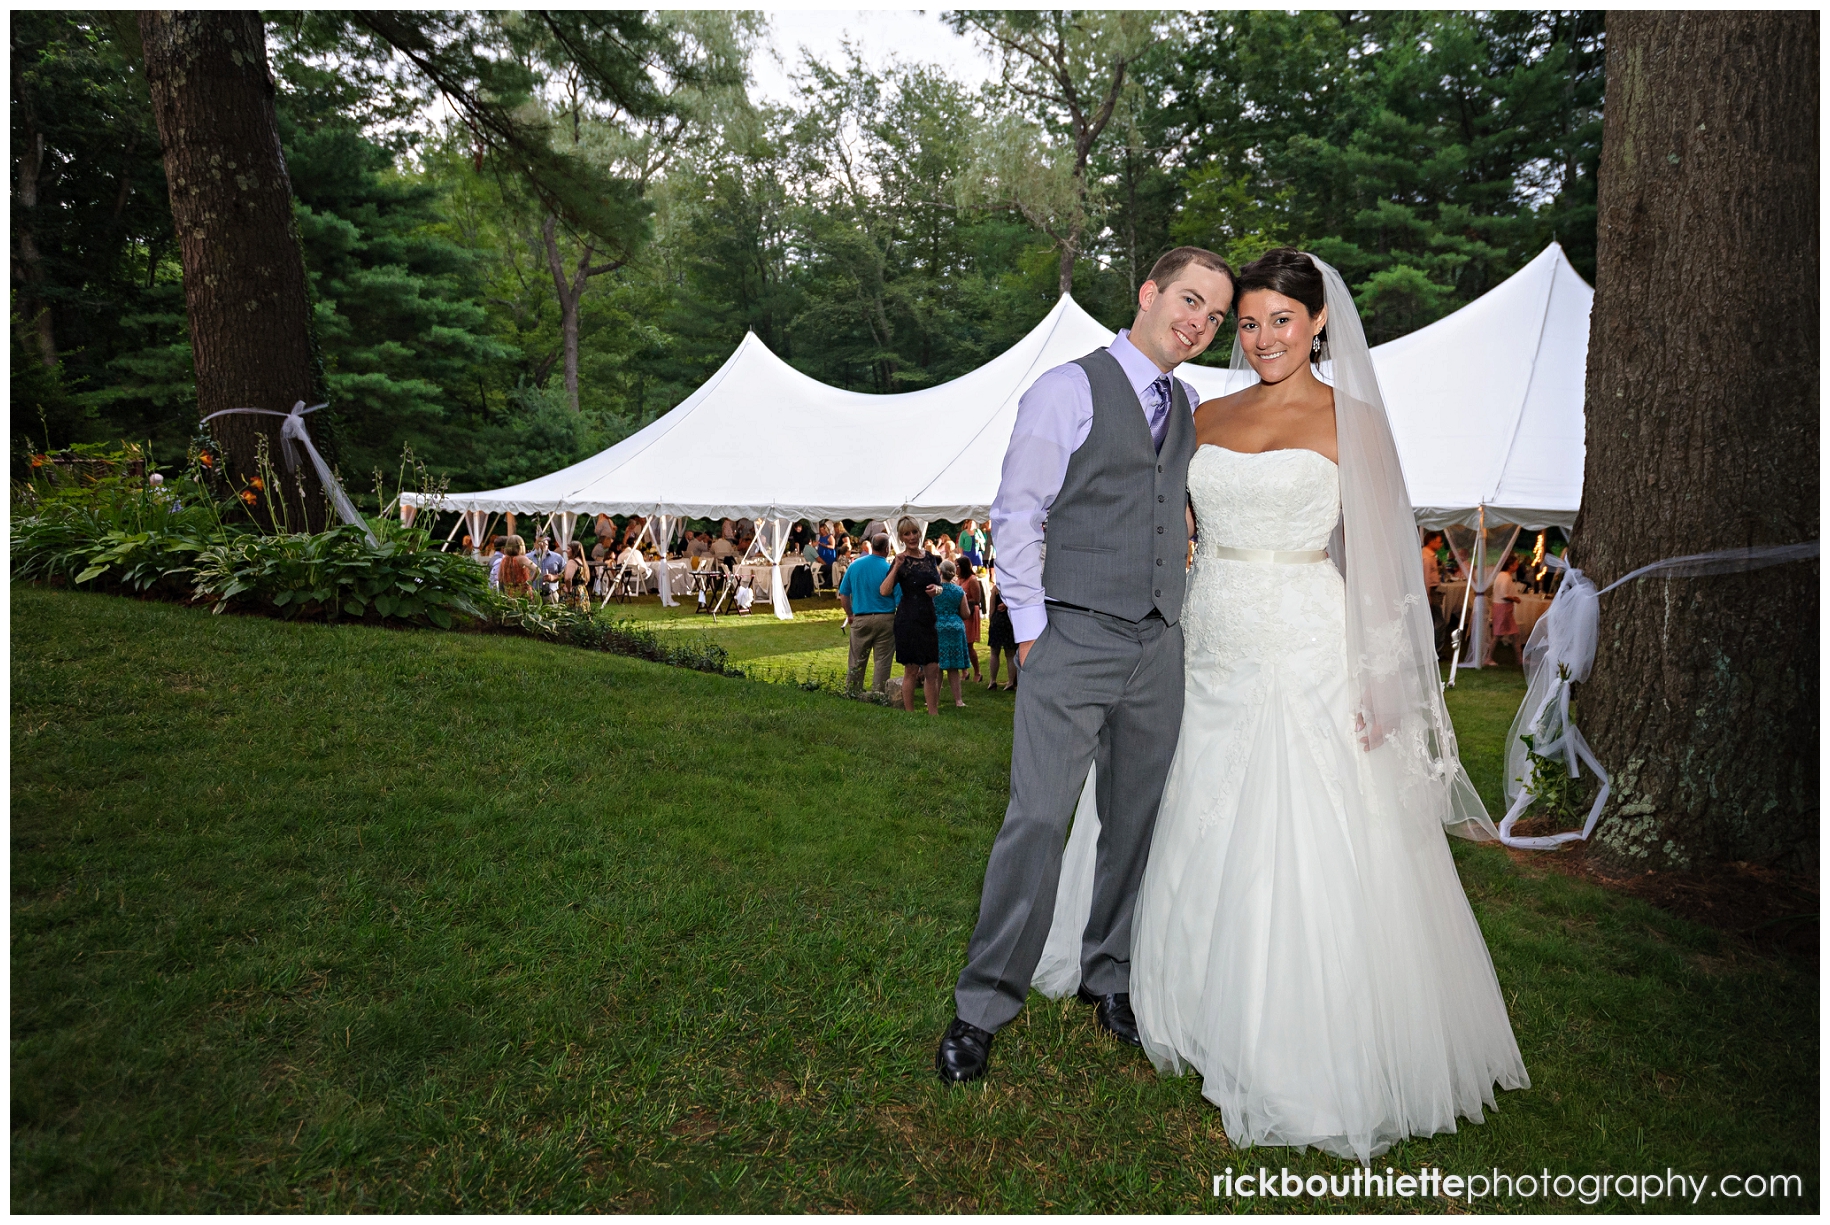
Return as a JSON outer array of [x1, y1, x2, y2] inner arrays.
[[1499, 542, 1818, 849], [200, 400, 377, 546]]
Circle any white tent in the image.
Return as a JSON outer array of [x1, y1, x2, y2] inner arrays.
[[1361, 242, 1593, 530], [407, 243, 1590, 531]]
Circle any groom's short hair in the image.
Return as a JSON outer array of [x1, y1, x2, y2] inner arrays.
[[1145, 246, 1234, 297]]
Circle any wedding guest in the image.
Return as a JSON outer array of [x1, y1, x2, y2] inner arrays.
[[934, 560, 971, 708], [461, 534, 477, 560], [710, 533, 737, 570], [816, 522, 838, 588], [1483, 553, 1524, 667], [958, 556, 986, 683], [617, 540, 651, 583], [686, 532, 710, 561], [1421, 531, 1452, 656], [839, 533, 897, 699], [985, 581, 1018, 691], [497, 535, 534, 594], [788, 520, 812, 553], [530, 535, 565, 602], [562, 542, 592, 608], [883, 516, 942, 715], [591, 535, 612, 564], [788, 541, 817, 599], [720, 517, 736, 541], [934, 533, 958, 564], [480, 536, 502, 588], [959, 519, 987, 568]]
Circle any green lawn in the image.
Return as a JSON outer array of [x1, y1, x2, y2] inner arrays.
[[11, 588, 1816, 1211], [618, 594, 863, 689]]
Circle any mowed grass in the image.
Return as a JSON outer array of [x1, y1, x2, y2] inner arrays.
[[620, 595, 860, 688], [11, 587, 1817, 1211]]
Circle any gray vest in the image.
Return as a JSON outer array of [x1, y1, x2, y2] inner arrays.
[[1040, 348, 1194, 624]]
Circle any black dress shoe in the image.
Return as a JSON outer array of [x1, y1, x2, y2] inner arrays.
[[1076, 987, 1143, 1047], [935, 1016, 995, 1083]]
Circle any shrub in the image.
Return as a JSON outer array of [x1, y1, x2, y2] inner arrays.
[[482, 592, 740, 676], [11, 444, 487, 628]]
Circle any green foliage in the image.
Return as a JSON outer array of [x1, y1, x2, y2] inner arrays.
[[187, 522, 487, 626], [481, 593, 741, 676], [1517, 672, 1600, 830], [276, 53, 518, 479], [1164, 11, 1605, 342], [10, 12, 190, 454], [15, 10, 1607, 497], [11, 446, 488, 628]]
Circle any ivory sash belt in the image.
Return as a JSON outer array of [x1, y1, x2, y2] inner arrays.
[[1207, 544, 1330, 565]]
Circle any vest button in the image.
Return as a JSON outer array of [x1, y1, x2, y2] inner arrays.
[[1156, 525, 1164, 534], [1157, 465, 1163, 473], [1157, 494, 1165, 503], [1154, 588, 1162, 597], [1156, 557, 1164, 566]]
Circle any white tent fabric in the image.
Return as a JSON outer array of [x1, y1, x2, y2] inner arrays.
[[407, 292, 1140, 524], [406, 244, 1589, 529], [1358, 243, 1592, 530]]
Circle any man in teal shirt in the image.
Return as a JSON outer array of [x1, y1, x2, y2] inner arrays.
[[838, 533, 898, 698]]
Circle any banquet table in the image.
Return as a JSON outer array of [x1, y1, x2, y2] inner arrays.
[[1429, 581, 1554, 651], [734, 555, 812, 598], [1514, 592, 1553, 640], [639, 558, 696, 597]]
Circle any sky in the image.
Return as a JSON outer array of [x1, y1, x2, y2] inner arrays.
[[747, 10, 998, 105]]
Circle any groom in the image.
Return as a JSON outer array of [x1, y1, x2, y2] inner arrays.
[[937, 247, 1235, 1083]]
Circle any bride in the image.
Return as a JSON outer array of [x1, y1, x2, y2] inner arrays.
[[1034, 249, 1528, 1163]]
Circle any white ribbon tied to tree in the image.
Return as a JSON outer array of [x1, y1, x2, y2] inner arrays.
[[1499, 541, 1819, 849], [201, 401, 377, 546]]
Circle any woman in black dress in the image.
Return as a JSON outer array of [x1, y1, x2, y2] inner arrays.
[[881, 516, 942, 714], [985, 580, 1019, 691]]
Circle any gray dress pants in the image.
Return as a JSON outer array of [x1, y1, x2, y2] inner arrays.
[[954, 604, 1185, 1033]]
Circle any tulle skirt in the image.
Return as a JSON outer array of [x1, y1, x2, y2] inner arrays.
[[1125, 643, 1530, 1162]]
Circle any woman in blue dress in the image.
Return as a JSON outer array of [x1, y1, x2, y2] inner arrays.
[[934, 560, 971, 709]]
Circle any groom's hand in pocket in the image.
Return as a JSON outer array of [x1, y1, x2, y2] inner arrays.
[[1017, 639, 1034, 667]]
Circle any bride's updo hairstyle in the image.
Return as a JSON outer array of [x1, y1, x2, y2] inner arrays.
[[1234, 247, 1328, 364]]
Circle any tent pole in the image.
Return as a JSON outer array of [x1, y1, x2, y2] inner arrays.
[[1469, 504, 1489, 669]]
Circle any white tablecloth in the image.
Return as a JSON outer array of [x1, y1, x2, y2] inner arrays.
[[642, 560, 695, 597]]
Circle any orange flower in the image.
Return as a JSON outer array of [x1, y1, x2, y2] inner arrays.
[[199, 452, 214, 469], [249, 476, 264, 491], [240, 489, 257, 505], [29, 454, 44, 468]]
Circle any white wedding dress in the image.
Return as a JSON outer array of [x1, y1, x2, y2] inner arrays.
[[1035, 443, 1528, 1163]]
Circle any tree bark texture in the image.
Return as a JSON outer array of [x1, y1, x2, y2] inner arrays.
[[541, 213, 623, 412], [13, 103, 58, 368], [1575, 12, 1818, 873], [140, 10, 325, 530]]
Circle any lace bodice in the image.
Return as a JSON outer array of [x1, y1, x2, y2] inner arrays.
[[1182, 445, 1345, 670], [1190, 445, 1340, 554]]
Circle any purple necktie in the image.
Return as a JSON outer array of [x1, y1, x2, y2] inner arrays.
[[1146, 374, 1172, 453]]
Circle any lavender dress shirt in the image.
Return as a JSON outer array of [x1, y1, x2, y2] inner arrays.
[[989, 329, 1200, 643]]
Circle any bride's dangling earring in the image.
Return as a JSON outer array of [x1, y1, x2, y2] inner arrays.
[[1311, 335, 1322, 357]]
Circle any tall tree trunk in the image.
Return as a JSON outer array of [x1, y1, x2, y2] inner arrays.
[[1575, 12, 1818, 874], [140, 10, 324, 531], [541, 213, 624, 413], [13, 114, 57, 370]]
